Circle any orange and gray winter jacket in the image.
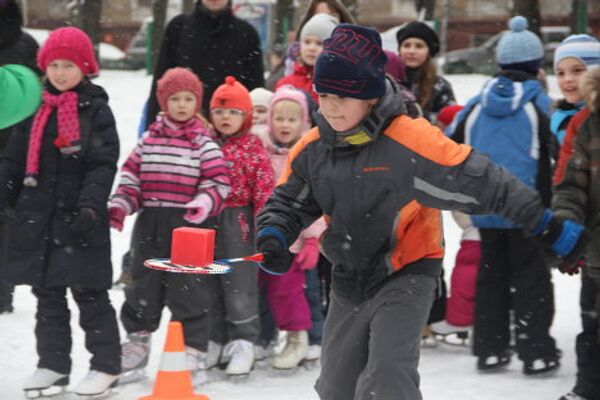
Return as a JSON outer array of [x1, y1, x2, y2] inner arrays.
[[256, 79, 547, 301]]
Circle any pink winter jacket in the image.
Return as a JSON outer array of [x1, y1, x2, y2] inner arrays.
[[267, 143, 326, 253]]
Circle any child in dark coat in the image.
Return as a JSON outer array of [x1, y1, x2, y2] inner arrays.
[[0, 27, 121, 396]]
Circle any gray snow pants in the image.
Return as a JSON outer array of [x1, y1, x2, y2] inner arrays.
[[120, 208, 217, 351], [210, 205, 260, 344], [315, 269, 436, 400]]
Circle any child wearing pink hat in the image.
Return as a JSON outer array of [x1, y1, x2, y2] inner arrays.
[[109, 67, 231, 386], [0, 27, 120, 397]]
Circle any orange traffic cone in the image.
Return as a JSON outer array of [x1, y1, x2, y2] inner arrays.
[[139, 321, 209, 400]]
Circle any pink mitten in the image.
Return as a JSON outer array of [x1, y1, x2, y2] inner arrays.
[[295, 238, 320, 270], [184, 196, 212, 225], [109, 207, 126, 231]]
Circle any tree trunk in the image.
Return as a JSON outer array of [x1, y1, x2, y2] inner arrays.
[[415, 0, 435, 20], [151, 0, 169, 70], [69, 0, 103, 60], [513, 0, 542, 38]]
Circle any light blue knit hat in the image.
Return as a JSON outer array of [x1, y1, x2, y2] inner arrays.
[[495, 16, 544, 65], [553, 34, 600, 70]]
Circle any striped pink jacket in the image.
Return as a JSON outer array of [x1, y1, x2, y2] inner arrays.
[[110, 116, 230, 216]]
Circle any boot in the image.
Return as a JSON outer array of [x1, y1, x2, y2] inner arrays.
[[272, 330, 309, 370], [72, 370, 119, 396], [223, 339, 254, 376]]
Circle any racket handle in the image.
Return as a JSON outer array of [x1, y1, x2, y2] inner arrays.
[[244, 253, 264, 263]]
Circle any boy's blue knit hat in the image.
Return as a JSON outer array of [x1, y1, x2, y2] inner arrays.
[[314, 24, 388, 99], [554, 34, 600, 70], [496, 16, 544, 70]]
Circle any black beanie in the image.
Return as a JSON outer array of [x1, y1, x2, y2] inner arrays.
[[396, 21, 440, 57], [0, 0, 23, 49], [314, 24, 388, 99]]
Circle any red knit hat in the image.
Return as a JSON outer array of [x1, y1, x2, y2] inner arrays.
[[210, 76, 253, 131], [437, 104, 464, 127], [37, 27, 99, 76], [157, 67, 204, 113]]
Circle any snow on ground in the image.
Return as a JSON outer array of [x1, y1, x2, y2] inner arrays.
[[0, 71, 579, 400]]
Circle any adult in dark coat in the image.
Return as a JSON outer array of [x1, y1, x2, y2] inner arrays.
[[145, 0, 264, 127], [0, 0, 40, 313], [0, 81, 119, 290]]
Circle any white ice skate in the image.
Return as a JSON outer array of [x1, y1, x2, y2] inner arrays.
[[72, 370, 119, 398], [223, 339, 254, 379], [23, 368, 69, 399], [186, 346, 208, 387], [431, 320, 471, 346], [559, 392, 590, 400], [118, 331, 151, 385], [271, 330, 308, 370]]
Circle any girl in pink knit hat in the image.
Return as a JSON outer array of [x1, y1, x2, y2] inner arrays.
[[108, 67, 231, 387], [256, 85, 327, 370], [0, 27, 121, 397]]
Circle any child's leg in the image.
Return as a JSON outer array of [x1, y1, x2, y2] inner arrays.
[[446, 239, 480, 326], [426, 267, 447, 325], [0, 280, 13, 312], [120, 209, 166, 335], [304, 267, 324, 345], [315, 271, 436, 400], [32, 286, 72, 375], [508, 231, 557, 362], [266, 259, 311, 332], [71, 288, 121, 374], [573, 268, 600, 399], [257, 272, 277, 348], [473, 229, 511, 358]]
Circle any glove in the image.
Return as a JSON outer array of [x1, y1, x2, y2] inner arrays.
[[183, 196, 211, 225], [534, 209, 588, 274], [256, 228, 294, 275], [70, 207, 98, 234], [295, 238, 320, 270], [109, 207, 126, 231]]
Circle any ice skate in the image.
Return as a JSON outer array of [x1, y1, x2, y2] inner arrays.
[[559, 392, 590, 400], [477, 350, 512, 372], [118, 331, 150, 385], [420, 325, 438, 348], [72, 370, 119, 398], [186, 346, 208, 387], [223, 339, 254, 379], [431, 320, 471, 346], [301, 344, 321, 370], [272, 330, 308, 370], [523, 350, 561, 376], [23, 368, 69, 399]]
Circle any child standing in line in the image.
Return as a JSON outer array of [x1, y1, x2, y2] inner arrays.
[[255, 24, 586, 400], [0, 27, 121, 396], [208, 76, 275, 377], [551, 37, 600, 400], [109, 67, 231, 385], [447, 16, 560, 374], [276, 13, 338, 103], [249, 87, 274, 147], [259, 85, 326, 370]]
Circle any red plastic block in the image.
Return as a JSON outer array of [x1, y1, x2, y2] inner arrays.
[[171, 227, 215, 267]]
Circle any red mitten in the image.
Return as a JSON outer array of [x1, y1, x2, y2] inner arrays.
[[295, 238, 320, 270]]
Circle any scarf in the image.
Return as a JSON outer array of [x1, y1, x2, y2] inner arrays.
[[149, 115, 213, 143], [24, 90, 81, 187]]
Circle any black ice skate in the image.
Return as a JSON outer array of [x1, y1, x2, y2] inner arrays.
[[523, 350, 561, 376], [477, 350, 512, 372], [22, 368, 69, 399]]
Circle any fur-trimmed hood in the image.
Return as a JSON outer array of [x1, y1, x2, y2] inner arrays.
[[581, 68, 600, 112]]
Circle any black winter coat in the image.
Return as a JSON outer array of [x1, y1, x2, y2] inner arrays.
[[0, 82, 119, 289], [146, 4, 264, 127]]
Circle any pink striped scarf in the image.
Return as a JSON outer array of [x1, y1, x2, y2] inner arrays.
[[24, 90, 81, 187]]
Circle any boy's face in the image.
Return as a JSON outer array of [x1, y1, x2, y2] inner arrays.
[[252, 105, 269, 126], [300, 35, 324, 67], [211, 108, 245, 136], [46, 59, 84, 92], [271, 100, 303, 146], [167, 90, 197, 122], [556, 57, 587, 104], [318, 93, 377, 132], [399, 38, 429, 69]]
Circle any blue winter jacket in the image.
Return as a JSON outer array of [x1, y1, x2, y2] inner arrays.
[[447, 70, 553, 229], [550, 100, 584, 145]]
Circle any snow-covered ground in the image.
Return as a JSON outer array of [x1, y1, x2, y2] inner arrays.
[[0, 71, 578, 400]]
